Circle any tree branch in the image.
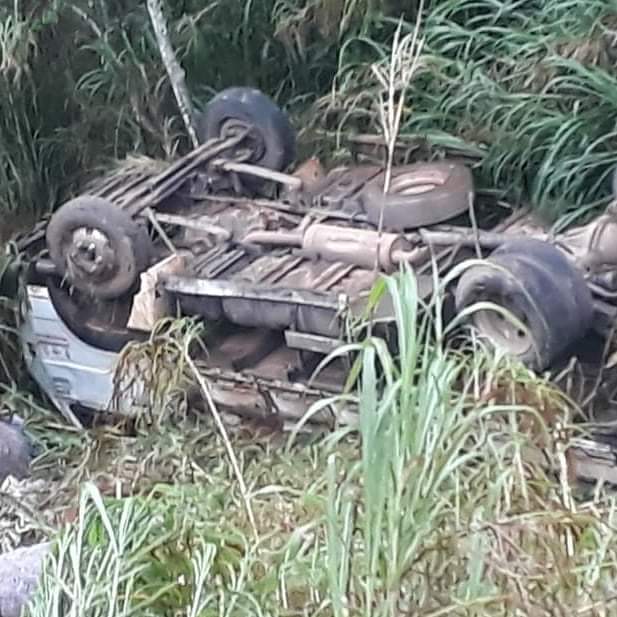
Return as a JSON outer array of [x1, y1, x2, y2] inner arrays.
[[147, 0, 199, 148]]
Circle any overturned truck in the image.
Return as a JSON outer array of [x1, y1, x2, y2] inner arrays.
[[12, 87, 617, 482]]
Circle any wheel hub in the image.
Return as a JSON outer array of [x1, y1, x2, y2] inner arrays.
[[68, 227, 115, 279], [472, 302, 532, 357], [219, 118, 265, 162]]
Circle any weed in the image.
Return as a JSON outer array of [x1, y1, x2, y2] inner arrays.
[[12, 266, 617, 616]]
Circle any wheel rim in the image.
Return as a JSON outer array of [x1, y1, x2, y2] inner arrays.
[[219, 118, 265, 162], [65, 226, 116, 280], [389, 167, 448, 195], [472, 302, 533, 356]]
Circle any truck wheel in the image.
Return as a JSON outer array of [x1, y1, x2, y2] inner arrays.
[[454, 238, 593, 371], [46, 196, 152, 300], [197, 87, 296, 173], [360, 162, 473, 231], [46, 278, 145, 352]]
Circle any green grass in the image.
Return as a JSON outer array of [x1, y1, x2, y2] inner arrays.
[[2, 0, 617, 226], [315, 0, 617, 217], [9, 267, 617, 616], [5, 2, 617, 614]]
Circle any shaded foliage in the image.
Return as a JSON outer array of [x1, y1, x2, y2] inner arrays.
[[1, 0, 617, 228]]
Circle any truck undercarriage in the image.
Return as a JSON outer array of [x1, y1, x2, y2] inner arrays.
[[10, 86, 617, 487]]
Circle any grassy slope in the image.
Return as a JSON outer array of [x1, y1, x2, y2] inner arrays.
[[2, 2, 617, 615], [2, 270, 614, 616]]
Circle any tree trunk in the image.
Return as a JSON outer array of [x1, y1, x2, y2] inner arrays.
[[147, 0, 199, 148]]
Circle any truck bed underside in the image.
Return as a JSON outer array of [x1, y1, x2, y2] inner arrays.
[[16, 139, 617, 491]]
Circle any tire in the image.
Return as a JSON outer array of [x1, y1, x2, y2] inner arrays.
[[359, 162, 473, 231], [46, 196, 152, 300], [454, 238, 593, 371], [46, 277, 146, 352], [197, 87, 296, 174], [0, 417, 31, 484]]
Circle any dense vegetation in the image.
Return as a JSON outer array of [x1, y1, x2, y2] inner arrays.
[[3, 1, 617, 615], [2, 0, 617, 238], [9, 270, 617, 616]]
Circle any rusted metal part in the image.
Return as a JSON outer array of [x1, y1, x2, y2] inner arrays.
[[417, 227, 535, 250], [116, 133, 249, 215], [154, 212, 232, 240], [162, 276, 343, 310], [557, 207, 617, 274], [219, 328, 285, 372], [194, 363, 354, 426], [301, 224, 408, 271], [9, 135, 252, 253], [162, 274, 348, 334], [214, 159, 303, 189], [242, 228, 303, 247], [284, 330, 342, 355], [197, 355, 617, 487]]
